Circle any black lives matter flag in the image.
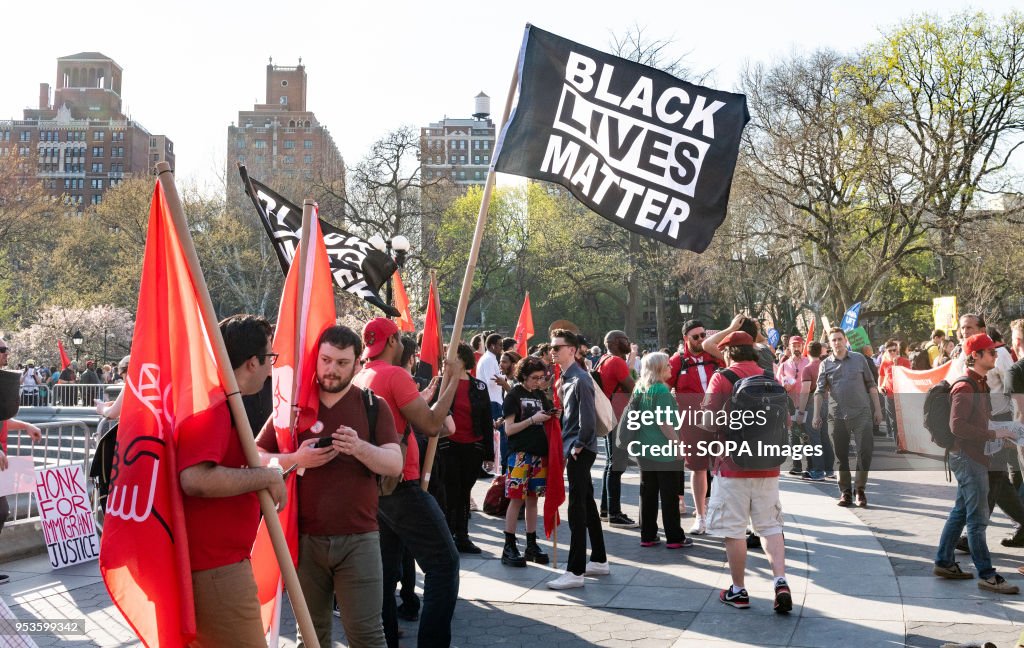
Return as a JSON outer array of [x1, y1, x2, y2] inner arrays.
[[239, 165, 400, 316], [494, 26, 749, 252]]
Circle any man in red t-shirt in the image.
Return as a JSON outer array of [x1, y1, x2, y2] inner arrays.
[[353, 318, 464, 648], [669, 319, 721, 534], [700, 331, 792, 615], [257, 325, 402, 647], [177, 315, 287, 648], [596, 330, 637, 528]]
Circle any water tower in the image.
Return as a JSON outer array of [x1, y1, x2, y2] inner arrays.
[[473, 92, 490, 120]]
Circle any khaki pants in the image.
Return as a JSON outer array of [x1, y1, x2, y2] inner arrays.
[[190, 559, 265, 648]]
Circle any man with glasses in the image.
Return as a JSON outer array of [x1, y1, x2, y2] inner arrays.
[[547, 328, 608, 590], [934, 333, 1020, 594], [596, 330, 637, 529], [0, 336, 44, 585], [669, 320, 721, 535], [813, 327, 883, 508], [176, 314, 288, 647]]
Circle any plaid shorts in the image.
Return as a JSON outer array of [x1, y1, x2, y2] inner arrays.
[[505, 452, 547, 500]]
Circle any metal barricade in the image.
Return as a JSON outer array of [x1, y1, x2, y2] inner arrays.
[[4, 420, 92, 527], [18, 384, 121, 407]]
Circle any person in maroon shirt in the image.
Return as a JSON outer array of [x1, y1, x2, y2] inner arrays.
[[669, 319, 721, 534], [177, 315, 287, 648], [597, 330, 637, 528], [934, 333, 1019, 594]]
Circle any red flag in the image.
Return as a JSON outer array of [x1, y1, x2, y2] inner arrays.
[[514, 293, 534, 357], [100, 182, 226, 647], [419, 278, 443, 378], [251, 209, 337, 643], [57, 341, 71, 371], [544, 363, 566, 539], [393, 271, 415, 333], [802, 319, 815, 358]]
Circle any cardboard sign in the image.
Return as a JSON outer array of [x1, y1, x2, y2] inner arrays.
[[933, 296, 958, 333], [33, 465, 99, 569], [846, 326, 871, 352]]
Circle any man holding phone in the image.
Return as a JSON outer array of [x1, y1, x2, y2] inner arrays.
[[257, 325, 403, 648]]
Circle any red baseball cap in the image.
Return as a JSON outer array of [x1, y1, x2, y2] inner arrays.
[[717, 331, 754, 349], [362, 318, 399, 359], [789, 336, 804, 344], [963, 333, 999, 356]]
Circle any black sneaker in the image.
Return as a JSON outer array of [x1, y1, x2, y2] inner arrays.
[[720, 586, 750, 609], [524, 543, 550, 565], [502, 540, 527, 568], [1002, 531, 1024, 547], [608, 513, 638, 528], [746, 533, 761, 550], [0, 574, 8, 585], [455, 537, 482, 554], [773, 579, 793, 614], [956, 536, 970, 554]]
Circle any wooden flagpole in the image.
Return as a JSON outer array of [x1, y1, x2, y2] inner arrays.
[[155, 162, 320, 648], [421, 269, 442, 491], [293, 201, 315, 479], [422, 53, 521, 493]]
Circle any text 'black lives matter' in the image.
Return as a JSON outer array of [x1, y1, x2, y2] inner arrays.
[[495, 25, 749, 252]]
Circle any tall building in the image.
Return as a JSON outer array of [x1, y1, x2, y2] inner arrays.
[[226, 58, 344, 200], [418, 92, 496, 188], [0, 52, 175, 214]]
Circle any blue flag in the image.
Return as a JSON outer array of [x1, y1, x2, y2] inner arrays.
[[841, 302, 861, 332], [767, 328, 781, 350]]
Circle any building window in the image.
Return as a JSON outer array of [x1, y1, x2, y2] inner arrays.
[[93, 131, 105, 141], [91, 163, 104, 173], [304, 140, 313, 149], [284, 140, 295, 149], [91, 194, 102, 205], [90, 179, 104, 190], [112, 147, 124, 158], [459, 155, 466, 163], [449, 155, 456, 164], [19, 132, 30, 142], [475, 171, 481, 179], [255, 140, 267, 149], [458, 171, 465, 179], [474, 156, 480, 164], [113, 132, 124, 141], [91, 147, 104, 157], [303, 154, 312, 164], [284, 155, 295, 164]]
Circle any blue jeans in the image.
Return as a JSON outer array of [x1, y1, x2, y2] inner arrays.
[[806, 414, 835, 478], [935, 452, 994, 579], [378, 482, 460, 648]]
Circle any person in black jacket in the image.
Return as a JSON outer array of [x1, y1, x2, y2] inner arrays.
[[439, 343, 494, 554]]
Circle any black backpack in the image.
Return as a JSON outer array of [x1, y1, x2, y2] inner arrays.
[[365, 387, 412, 496], [720, 368, 791, 469], [923, 376, 979, 451]]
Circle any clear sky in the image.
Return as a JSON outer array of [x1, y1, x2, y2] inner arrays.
[[1, 0, 1017, 194]]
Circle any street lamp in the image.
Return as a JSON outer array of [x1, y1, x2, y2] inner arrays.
[[372, 234, 412, 305], [71, 330, 84, 362], [678, 294, 694, 317]]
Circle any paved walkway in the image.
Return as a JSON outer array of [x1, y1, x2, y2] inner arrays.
[[5, 443, 1024, 647]]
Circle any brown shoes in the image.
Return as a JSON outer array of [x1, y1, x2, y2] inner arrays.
[[837, 490, 853, 507], [856, 489, 868, 508], [934, 562, 973, 579]]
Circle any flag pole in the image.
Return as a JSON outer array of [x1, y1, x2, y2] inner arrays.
[[421, 269, 442, 491], [552, 527, 558, 569], [155, 162, 321, 648]]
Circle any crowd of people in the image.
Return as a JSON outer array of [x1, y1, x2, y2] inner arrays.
[[8, 310, 1024, 646], [15, 354, 128, 405]]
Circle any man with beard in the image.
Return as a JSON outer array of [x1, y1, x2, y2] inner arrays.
[[258, 325, 403, 648]]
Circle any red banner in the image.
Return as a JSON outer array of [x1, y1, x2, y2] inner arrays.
[[252, 209, 337, 643], [100, 182, 225, 647], [393, 271, 415, 333], [419, 278, 443, 378], [514, 293, 535, 358], [57, 341, 71, 371]]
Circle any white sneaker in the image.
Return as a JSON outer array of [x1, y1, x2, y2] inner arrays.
[[584, 560, 611, 576], [547, 571, 585, 589], [690, 515, 707, 535]]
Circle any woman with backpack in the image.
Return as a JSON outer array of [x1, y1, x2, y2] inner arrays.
[[632, 352, 690, 548]]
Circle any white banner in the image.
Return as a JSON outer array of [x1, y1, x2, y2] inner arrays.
[[33, 465, 99, 569]]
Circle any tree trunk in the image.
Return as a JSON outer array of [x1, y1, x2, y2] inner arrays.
[[624, 233, 640, 339]]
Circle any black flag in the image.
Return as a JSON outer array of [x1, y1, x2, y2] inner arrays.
[[239, 165, 400, 317], [494, 25, 749, 253]]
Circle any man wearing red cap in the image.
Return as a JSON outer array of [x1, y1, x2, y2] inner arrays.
[[776, 336, 809, 475], [701, 330, 792, 614], [934, 333, 1020, 594], [353, 317, 464, 648]]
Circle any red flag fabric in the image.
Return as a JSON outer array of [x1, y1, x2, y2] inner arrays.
[[100, 182, 226, 647], [419, 278, 443, 378], [544, 363, 566, 539], [393, 271, 415, 333], [251, 209, 337, 643], [57, 341, 71, 371], [802, 319, 815, 358], [514, 293, 535, 357]]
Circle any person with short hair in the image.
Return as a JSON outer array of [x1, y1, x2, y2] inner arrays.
[[701, 331, 791, 613], [800, 341, 834, 481], [501, 356, 554, 567], [878, 339, 910, 440], [597, 330, 638, 529], [927, 329, 947, 366], [547, 328, 608, 590]]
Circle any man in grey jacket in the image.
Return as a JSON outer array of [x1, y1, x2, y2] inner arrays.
[[547, 329, 608, 590]]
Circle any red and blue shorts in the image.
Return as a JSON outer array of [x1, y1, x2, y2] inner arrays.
[[505, 452, 547, 500]]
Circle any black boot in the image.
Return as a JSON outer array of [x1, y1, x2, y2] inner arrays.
[[501, 532, 526, 567], [524, 531, 549, 565]]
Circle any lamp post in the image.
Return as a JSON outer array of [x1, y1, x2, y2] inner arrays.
[[678, 294, 694, 318], [71, 329, 84, 362], [369, 234, 411, 305]]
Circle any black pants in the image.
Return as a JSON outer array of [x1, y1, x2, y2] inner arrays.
[[600, 431, 623, 515], [639, 461, 683, 543], [440, 442, 482, 539], [566, 448, 607, 575]]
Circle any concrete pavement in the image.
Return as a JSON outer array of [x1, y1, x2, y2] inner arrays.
[[4, 445, 1024, 647]]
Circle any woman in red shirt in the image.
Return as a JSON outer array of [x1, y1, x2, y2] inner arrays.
[[878, 339, 910, 439]]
